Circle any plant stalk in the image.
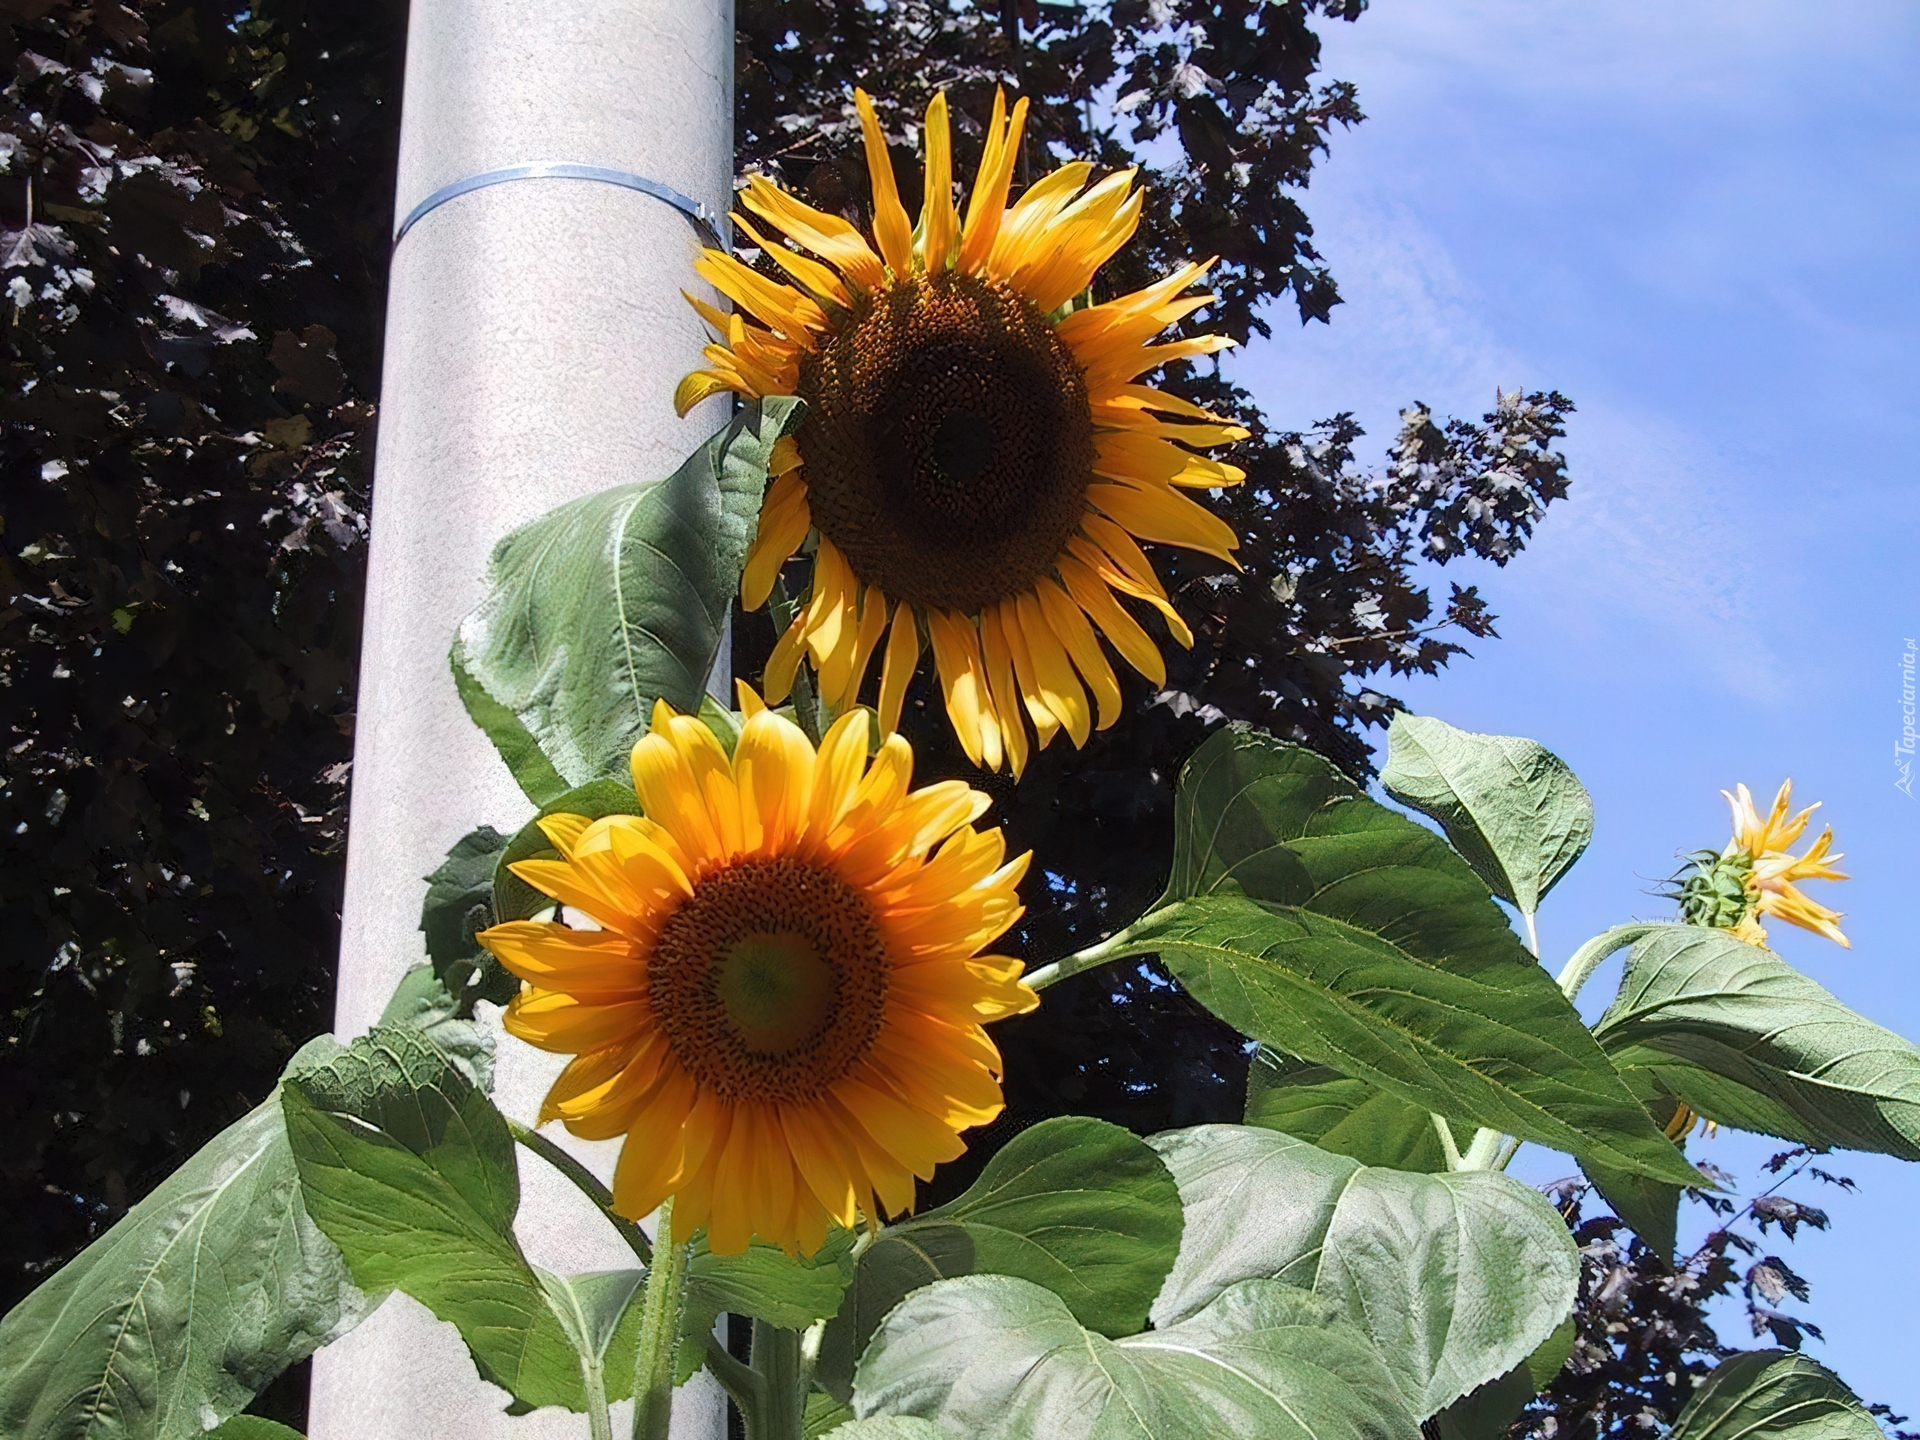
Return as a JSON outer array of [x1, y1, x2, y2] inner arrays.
[[702, 1331, 767, 1438], [1024, 906, 1175, 991], [584, 1370, 614, 1440], [630, 1197, 690, 1440], [507, 1118, 651, 1265], [1431, 1113, 1464, 1170], [752, 1320, 806, 1440], [1555, 922, 1667, 1004]]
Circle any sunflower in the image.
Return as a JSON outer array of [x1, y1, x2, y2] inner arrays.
[[1720, 779, 1849, 948], [477, 688, 1036, 1255], [676, 88, 1248, 774]]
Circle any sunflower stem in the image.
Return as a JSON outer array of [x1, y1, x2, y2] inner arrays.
[[1024, 906, 1177, 991], [1556, 921, 1666, 1004], [505, 1118, 651, 1266], [584, 1371, 614, 1440], [702, 1332, 767, 1436], [751, 1320, 806, 1440], [630, 1197, 690, 1440]]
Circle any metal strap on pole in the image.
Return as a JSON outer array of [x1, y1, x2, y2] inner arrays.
[[393, 162, 727, 251]]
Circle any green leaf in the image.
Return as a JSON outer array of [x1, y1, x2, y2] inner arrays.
[[1245, 1047, 1455, 1172], [816, 1117, 1182, 1401], [806, 1392, 858, 1439], [539, 1269, 645, 1404], [821, 1420, 952, 1440], [1669, 1351, 1881, 1440], [493, 778, 644, 924], [853, 1275, 1418, 1440], [675, 1233, 854, 1385], [1434, 1365, 1537, 1440], [1380, 712, 1593, 917], [1526, 1317, 1576, 1391], [1430, 1318, 1575, 1440], [421, 827, 517, 1012], [1594, 925, 1920, 1158], [375, 963, 496, 1090], [1133, 725, 1699, 1187], [1149, 1124, 1577, 1418], [282, 1025, 600, 1412], [0, 1041, 363, 1440], [205, 1420, 309, 1440], [699, 694, 744, 756], [451, 644, 571, 805], [1579, 1157, 1683, 1257], [452, 397, 804, 794]]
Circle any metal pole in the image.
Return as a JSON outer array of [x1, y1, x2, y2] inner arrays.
[[309, 3, 734, 1436]]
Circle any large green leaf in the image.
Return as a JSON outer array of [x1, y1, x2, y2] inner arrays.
[[1669, 1351, 1880, 1440], [821, 1421, 951, 1440], [1594, 925, 1920, 1158], [1128, 725, 1698, 1185], [675, 1233, 854, 1385], [854, 1275, 1418, 1440], [282, 1025, 612, 1412], [204, 1421, 308, 1440], [1245, 1047, 1455, 1172], [1380, 713, 1592, 918], [0, 1038, 362, 1440], [1149, 1124, 1577, 1418], [816, 1116, 1182, 1400], [452, 397, 803, 795]]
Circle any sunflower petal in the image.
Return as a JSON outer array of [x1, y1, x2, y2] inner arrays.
[[855, 89, 915, 275]]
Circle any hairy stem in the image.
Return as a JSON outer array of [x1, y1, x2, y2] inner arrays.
[[631, 1198, 690, 1440], [753, 1320, 806, 1440], [1024, 906, 1177, 991], [584, 1370, 613, 1440], [702, 1332, 767, 1438], [1556, 922, 1667, 1004], [1431, 1113, 1463, 1170], [507, 1118, 650, 1266]]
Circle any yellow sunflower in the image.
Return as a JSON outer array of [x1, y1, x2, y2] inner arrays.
[[478, 687, 1036, 1255], [1722, 779, 1849, 948], [675, 87, 1248, 775]]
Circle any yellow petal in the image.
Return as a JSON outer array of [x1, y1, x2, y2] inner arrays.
[[1087, 479, 1241, 566], [734, 705, 815, 856], [855, 89, 915, 275], [478, 920, 640, 996], [1055, 551, 1166, 686], [740, 472, 813, 611], [740, 176, 887, 293], [731, 210, 850, 307], [1033, 576, 1121, 730], [877, 601, 921, 736], [997, 595, 1061, 749], [926, 609, 1001, 770], [692, 250, 826, 341], [920, 91, 959, 271], [977, 604, 1030, 779], [958, 90, 1031, 276], [1013, 590, 1092, 747]]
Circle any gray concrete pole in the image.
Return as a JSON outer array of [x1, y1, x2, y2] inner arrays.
[[309, 3, 734, 1437]]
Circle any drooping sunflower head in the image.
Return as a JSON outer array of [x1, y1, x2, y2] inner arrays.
[[677, 88, 1249, 775], [1677, 779, 1849, 948], [478, 686, 1037, 1255]]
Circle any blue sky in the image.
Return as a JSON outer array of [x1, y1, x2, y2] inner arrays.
[[1227, 0, 1920, 1412]]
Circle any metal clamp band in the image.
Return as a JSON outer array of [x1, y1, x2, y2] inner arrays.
[[392, 162, 727, 250]]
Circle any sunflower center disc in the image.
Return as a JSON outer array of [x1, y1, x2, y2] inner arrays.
[[649, 856, 889, 1102], [797, 272, 1094, 614]]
